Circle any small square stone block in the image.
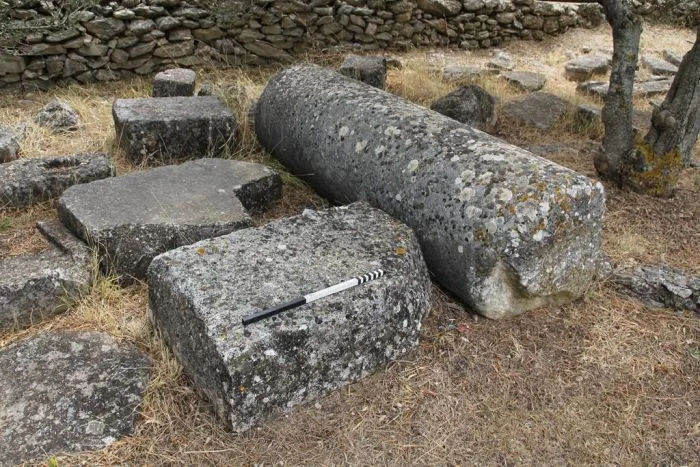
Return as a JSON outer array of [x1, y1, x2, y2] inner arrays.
[[152, 68, 196, 97], [339, 55, 387, 90], [112, 96, 239, 164]]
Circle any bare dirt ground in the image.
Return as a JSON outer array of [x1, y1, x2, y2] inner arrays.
[[1, 22, 698, 466]]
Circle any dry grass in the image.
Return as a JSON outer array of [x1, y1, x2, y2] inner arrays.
[[1, 22, 699, 466]]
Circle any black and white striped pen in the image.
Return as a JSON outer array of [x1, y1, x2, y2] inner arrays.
[[242, 269, 385, 325]]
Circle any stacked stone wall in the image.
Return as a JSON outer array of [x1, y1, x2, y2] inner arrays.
[[1, 0, 604, 92]]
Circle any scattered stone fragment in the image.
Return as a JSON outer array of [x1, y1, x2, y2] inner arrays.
[[503, 91, 570, 129], [430, 85, 497, 132], [152, 67, 196, 97], [0, 331, 151, 464], [0, 125, 21, 163], [148, 202, 432, 432], [641, 55, 678, 76], [612, 265, 699, 314], [486, 50, 515, 71], [0, 220, 92, 331], [0, 153, 115, 208], [59, 159, 281, 282], [442, 64, 483, 81], [35, 99, 80, 133], [112, 96, 239, 164], [662, 49, 682, 67], [575, 103, 602, 125], [634, 78, 673, 97], [339, 54, 387, 90], [576, 80, 608, 97], [564, 55, 610, 82], [255, 66, 606, 319], [501, 71, 546, 92]]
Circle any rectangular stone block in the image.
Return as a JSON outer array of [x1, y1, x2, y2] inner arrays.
[[148, 202, 432, 432], [112, 96, 238, 164]]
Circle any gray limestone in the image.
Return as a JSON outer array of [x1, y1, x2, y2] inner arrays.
[[430, 85, 497, 132], [148, 202, 432, 432], [255, 66, 605, 319], [0, 331, 151, 464], [0, 153, 115, 208], [0, 220, 92, 331], [613, 265, 699, 314], [35, 99, 80, 133], [339, 54, 387, 90], [564, 55, 611, 82], [0, 124, 21, 163], [662, 49, 683, 67], [152, 67, 196, 97], [442, 64, 483, 82], [503, 91, 570, 130], [502, 71, 546, 92], [112, 96, 239, 164], [641, 55, 678, 76], [58, 159, 281, 282], [487, 51, 515, 71]]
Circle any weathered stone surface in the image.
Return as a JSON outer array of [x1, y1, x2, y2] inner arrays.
[[0, 220, 92, 331], [255, 66, 606, 319], [430, 85, 497, 132], [84, 18, 126, 40], [635, 78, 673, 97], [564, 55, 610, 82], [575, 103, 602, 125], [148, 202, 432, 432], [502, 70, 546, 92], [0, 54, 26, 74], [152, 67, 196, 97], [662, 49, 682, 66], [0, 125, 21, 163], [339, 54, 387, 90], [613, 265, 699, 313], [416, 0, 462, 16], [442, 64, 483, 81], [487, 51, 515, 71], [576, 79, 608, 97], [641, 55, 678, 76], [0, 153, 115, 208], [112, 96, 238, 164], [35, 98, 80, 133], [58, 159, 281, 281], [0, 331, 151, 464], [503, 91, 570, 129]]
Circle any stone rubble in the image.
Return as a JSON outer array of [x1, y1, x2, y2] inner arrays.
[[503, 91, 570, 130], [430, 85, 498, 132], [501, 70, 546, 92], [339, 54, 387, 90], [0, 125, 22, 163], [612, 265, 699, 314], [58, 158, 281, 282], [0, 331, 151, 464], [152, 67, 196, 97], [112, 96, 239, 164], [34, 99, 80, 133], [0, 220, 93, 331], [0, 153, 115, 208], [148, 202, 432, 432], [564, 55, 610, 82]]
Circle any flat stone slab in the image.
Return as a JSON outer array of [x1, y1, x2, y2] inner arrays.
[[442, 64, 486, 82], [641, 55, 678, 76], [255, 66, 605, 319], [501, 71, 546, 92], [486, 51, 515, 71], [58, 159, 281, 282], [112, 96, 239, 164], [503, 91, 570, 129], [152, 67, 196, 97], [0, 220, 92, 331], [0, 331, 151, 464], [612, 265, 699, 313], [339, 55, 387, 90], [564, 55, 610, 82], [0, 153, 115, 209], [148, 202, 432, 432], [662, 49, 682, 66], [577, 79, 674, 98]]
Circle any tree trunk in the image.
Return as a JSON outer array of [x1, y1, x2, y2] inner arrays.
[[593, 0, 642, 186], [643, 26, 700, 167]]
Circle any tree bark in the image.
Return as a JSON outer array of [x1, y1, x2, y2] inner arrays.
[[593, 0, 642, 186], [643, 26, 700, 167]]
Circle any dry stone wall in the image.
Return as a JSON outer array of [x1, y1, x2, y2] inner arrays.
[[0, 0, 603, 92]]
